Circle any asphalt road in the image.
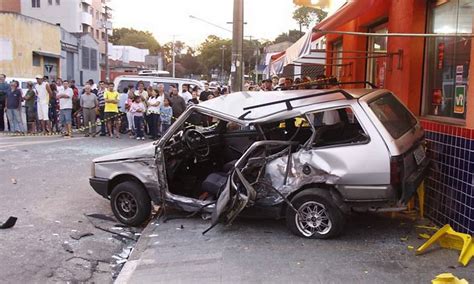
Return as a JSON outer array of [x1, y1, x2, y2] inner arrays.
[[0, 134, 149, 283]]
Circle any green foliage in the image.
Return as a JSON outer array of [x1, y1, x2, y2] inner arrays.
[[292, 6, 327, 31], [274, 29, 305, 44], [109, 28, 161, 55], [197, 35, 232, 74]]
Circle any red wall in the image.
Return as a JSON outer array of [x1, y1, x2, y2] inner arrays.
[[326, 0, 428, 115]]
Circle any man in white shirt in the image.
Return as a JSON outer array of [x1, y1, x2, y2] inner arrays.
[[35, 75, 52, 134], [179, 84, 192, 104], [57, 80, 74, 137]]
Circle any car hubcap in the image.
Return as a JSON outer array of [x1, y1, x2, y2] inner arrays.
[[295, 201, 332, 237], [116, 192, 138, 219]]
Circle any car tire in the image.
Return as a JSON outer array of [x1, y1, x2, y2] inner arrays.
[[110, 181, 151, 226], [286, 188, 345, 239]]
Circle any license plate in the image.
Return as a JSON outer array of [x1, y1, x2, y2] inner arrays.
[[413, 145, 426, 165]]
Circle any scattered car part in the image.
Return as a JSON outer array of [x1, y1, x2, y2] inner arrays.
[[431, 273, 468, 284], [0, 216, 17, 229], [70, 232, 94, 240]]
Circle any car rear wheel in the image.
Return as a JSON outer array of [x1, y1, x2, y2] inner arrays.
[[110, 181, 151, 226], [286, 189, 344, 239]]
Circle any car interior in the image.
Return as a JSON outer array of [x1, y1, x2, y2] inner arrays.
[[163, 107, 369, 202]]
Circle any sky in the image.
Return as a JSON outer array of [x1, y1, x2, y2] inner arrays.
[[111, 0, 301, 48]]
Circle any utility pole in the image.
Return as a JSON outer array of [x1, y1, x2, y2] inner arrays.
[[171, 35, 176, 78], [221, 45, 225, 83], [103, 4, 111, 82], [231, 0, 244, 92], [255, 44, 259, 84]]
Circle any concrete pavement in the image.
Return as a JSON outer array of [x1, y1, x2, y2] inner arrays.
[[0, 134, 149, 283], [117, 212, 473, 284]]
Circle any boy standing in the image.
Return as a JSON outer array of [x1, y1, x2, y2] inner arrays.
[[104, 82, 120, 138]]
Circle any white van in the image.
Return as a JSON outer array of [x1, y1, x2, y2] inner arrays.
[[6, 77, 36, 95], [113, 76, 204, 94]]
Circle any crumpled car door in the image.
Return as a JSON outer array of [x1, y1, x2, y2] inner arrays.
[[205, 140, 297, 233]]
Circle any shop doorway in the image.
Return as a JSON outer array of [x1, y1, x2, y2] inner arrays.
[[366, 22, 388, 88]]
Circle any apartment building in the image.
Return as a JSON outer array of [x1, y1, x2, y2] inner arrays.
[[7, 0, 110, 57]]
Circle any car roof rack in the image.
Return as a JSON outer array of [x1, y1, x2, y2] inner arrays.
[[289, 80, 378, 90], [239, 89, 353, 120]]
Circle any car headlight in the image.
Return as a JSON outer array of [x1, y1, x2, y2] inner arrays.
[[91, 163, 96, 177]]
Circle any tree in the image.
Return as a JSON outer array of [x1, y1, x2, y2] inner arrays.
[[180, 47, 203, 77], [292, 6, 327, 32], [273, 30, 305, 44], [197, 35, 232, 77], [109, 28, 161, 55], [161, 40, 187, 64]]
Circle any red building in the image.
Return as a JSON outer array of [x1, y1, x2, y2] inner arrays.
[[275, 0, 474, 234]]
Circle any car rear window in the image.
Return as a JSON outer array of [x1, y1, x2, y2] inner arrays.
[[117, 80, 150, 93], [368, 93, 417, 139]]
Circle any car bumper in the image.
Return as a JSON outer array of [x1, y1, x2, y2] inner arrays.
[[89, 177, 109, 199]]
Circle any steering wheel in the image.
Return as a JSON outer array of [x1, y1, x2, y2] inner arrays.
[[183, 129, 210, 158]]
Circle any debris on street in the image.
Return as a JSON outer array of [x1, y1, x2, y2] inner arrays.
[[70, 231, 94, 240], [431, 273, 468, 284], [0, 216, 17, 229], [62, 242, 74, 254], [11, 178, 17, 184]]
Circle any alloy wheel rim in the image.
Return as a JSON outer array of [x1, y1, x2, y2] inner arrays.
[[295, 201, 332, 237], [116, 192, 138, 219]]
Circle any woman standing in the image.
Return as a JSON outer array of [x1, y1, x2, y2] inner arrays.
[[24, 82, 37, 133], [147, 89, 161, 140], [49, 82, 60, 133]]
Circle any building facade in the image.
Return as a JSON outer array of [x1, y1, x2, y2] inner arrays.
[[0, 12, 61, 79], [18, 0, 109, 56], [323, 0, 473, 234], [60, 29, 99, 85]]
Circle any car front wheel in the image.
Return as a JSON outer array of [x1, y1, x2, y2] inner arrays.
[[110, 181, 151, 226], [286, 189, 344, 239]]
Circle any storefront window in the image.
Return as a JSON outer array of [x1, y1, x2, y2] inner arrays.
[[366, 23, 388, 88], [423, 0, 473, 120]]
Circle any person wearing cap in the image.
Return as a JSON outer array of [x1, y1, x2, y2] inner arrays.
[[34, 75, 53, 133]]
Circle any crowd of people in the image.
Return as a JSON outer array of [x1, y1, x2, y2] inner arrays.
[[0, 72, 334, 139], [0, 74, 227, 140]]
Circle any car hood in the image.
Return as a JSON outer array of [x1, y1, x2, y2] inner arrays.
[[93, 142, 156, 163]]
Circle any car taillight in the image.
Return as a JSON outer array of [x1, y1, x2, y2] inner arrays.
[[390, 156, 403, 186]]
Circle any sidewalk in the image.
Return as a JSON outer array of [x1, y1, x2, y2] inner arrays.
[[116, 212, 473, 283]]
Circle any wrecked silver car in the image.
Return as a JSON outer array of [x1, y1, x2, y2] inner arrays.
[[89, 86, 429, 239]]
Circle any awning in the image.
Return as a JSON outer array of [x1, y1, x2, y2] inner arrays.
[[269, 0, 376, 74], [33, 51, 61, 59]]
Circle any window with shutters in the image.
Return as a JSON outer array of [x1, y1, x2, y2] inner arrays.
[[82, 47, 90, 69]]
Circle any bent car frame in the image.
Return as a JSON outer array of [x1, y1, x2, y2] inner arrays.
[[90, 86, 429, 238]]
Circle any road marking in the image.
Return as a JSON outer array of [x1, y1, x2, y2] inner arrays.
[[0, 137, 85, 149]]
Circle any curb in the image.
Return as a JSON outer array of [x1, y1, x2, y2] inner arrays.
[[115, 216, 159, 283]]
